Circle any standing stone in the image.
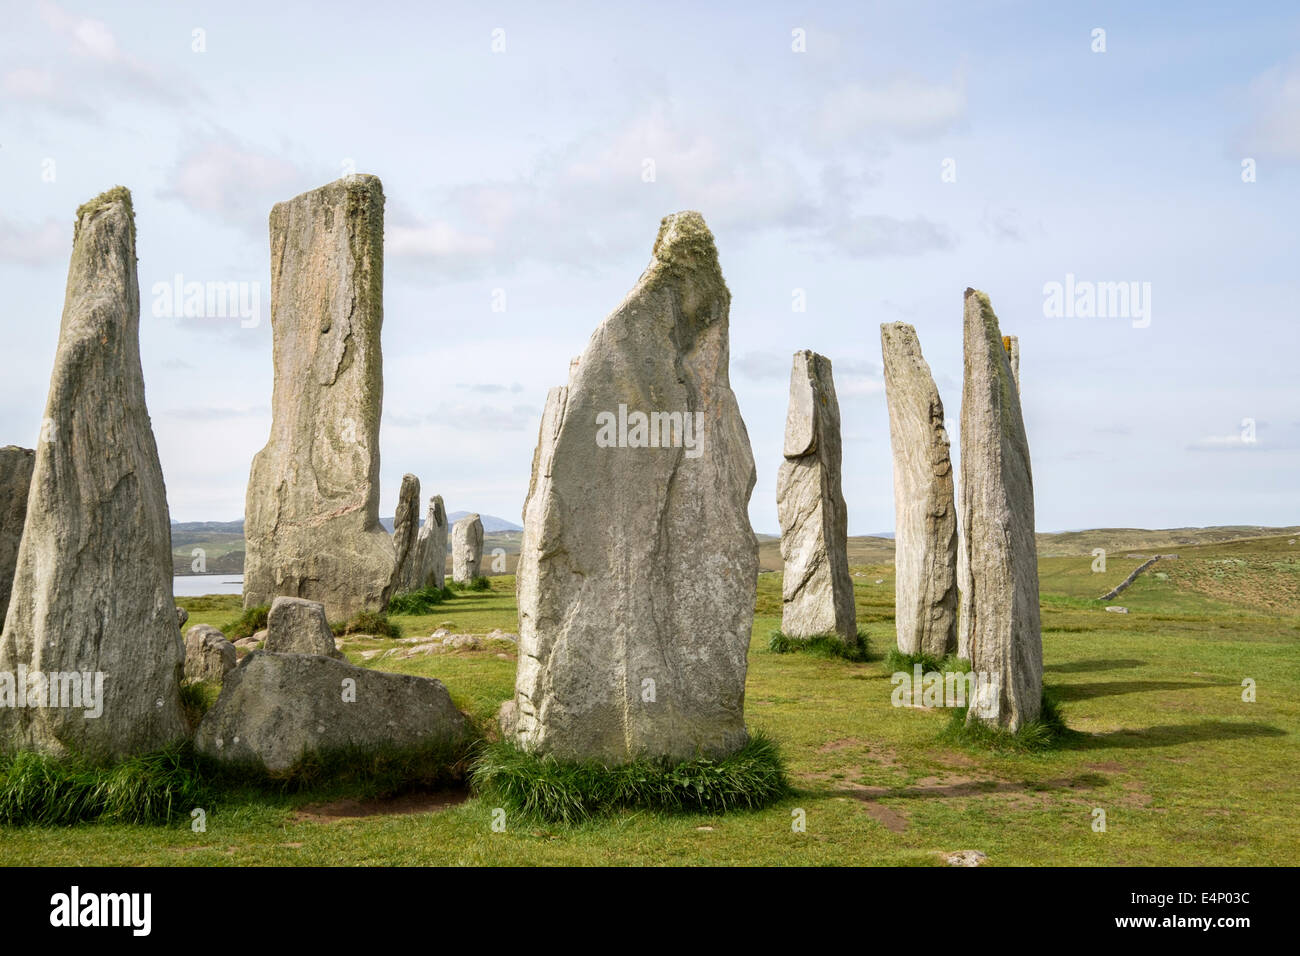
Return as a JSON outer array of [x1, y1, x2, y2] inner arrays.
[[1003, 335, 1020, 392], [880, 324, 958, 658], [512, 211, 758, 762], [263, 596, 343, 659], [0, 187, 186, 757], [775, 351, 856, 642], [389, 473, 422, 593], [416, 495, 448, 589], [452, 514, 483, 584], [184, 625, 237, 683], [0, 446, 35, 627], [959, 289, 1042, 731], [242, 175, 395, 622]]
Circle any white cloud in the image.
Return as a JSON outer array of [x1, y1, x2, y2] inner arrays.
[[0, 215, 66, 266], [1236, 58, 1300, 162], [160, 137, 305, 234]]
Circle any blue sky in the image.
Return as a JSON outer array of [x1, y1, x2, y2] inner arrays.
[[1, 0, 1297, 533]]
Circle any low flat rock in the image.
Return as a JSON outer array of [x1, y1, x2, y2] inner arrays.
[[194, 651, 469, 773]]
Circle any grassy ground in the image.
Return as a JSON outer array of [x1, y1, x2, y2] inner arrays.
[[3, 536, 1297, 865]]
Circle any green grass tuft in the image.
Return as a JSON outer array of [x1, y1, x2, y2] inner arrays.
[[448, 576, 492, 592], [334, 610, 403, 639], [471, 732, 790, 825], [0, 745, 207, 826], [883, 647, 971, 675], [223, 604, 269, 640], [939, 689, 1074, 753], [768, 629, 872, 661], [388, 586, 455, 615], [179, 680, 219, 732]]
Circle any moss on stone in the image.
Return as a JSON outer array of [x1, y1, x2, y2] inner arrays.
[[74, 185, 134, 247]]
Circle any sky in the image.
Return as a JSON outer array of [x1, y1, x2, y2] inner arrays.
[[1, 0, 1297, 534]]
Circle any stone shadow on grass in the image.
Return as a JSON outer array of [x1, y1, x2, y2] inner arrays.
[[1065, 720, 1286, 751], [1053, 679, 1228, 701], [1044, 658, 1146, 674]]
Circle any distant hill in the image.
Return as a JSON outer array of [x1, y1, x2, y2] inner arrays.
[[444, 511, 523, 533], [173, 521, 1300, 575]]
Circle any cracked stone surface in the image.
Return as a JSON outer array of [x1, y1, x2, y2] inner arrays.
[[776, 351, 856, 642], [242, 175, 396, 621], [512, 211, 758, 762]]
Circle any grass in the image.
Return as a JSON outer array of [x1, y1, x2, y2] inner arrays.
[[939, 690, 1075, 753], [222, 604, 268, 640], [0, 746, 207, 826], [449, 576, 493, 592], [768, 629, 873, 661], [388, 585, 454, 615], [333, 610, 403, 639], [5, 532, 1296, 864], [883, 647, 971, 675], [471, 733, 789, 825]]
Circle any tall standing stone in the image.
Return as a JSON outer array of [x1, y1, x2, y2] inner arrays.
[[959, 289, 1042, 731], [512, 211, 758, 762], [0, 446, 35, 626], [416, 495, 447, 589], [881, 324, 958, 658], [389, 473, 421, 593], [0, 188, 186, 757], [452, 514, 483, 583], [242, 175, 395, 621], [775, 351, 856, 642]]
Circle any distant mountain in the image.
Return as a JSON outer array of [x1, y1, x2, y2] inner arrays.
[[445, 511, 523, 533]]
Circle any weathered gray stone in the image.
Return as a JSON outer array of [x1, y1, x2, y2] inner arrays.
[[263, 596, 342, 659], [452, 514, 483, 583], [880, 324, 958, 658], [389, 473, 422, 593], [0, 187, 186, 757], [512, 211, 758, 763], [0, 446, 35, 627], [1003, 335, 1020, 392], [775, 351, 856, 642], [958, 289, 1042, 731], [193, 651, 468, 773], [416, 494, 447, 589], [184, 625, 236, 683], [176, 606, 189, 629], [242, 175, 396, 622]]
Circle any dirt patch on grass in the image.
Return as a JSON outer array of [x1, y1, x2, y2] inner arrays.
[[293, 788, 468, 822]]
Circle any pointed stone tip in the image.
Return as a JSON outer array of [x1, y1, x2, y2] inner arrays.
[[74, 185, 134, 244], [651, 210, 719, 266]]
